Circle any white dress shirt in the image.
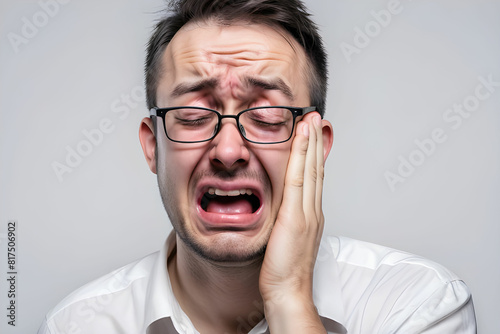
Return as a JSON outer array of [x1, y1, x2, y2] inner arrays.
[[38, 232, 476, 334]]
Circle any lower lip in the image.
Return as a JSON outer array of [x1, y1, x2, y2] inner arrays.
[[195, 205, 263, 230]]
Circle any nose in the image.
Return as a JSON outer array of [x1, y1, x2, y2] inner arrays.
[[209, 119, 250, 170]]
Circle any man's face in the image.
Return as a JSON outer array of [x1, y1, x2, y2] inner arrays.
[[152, 20, 311, 263]]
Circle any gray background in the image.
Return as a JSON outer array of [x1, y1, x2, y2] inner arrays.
[[1, 0, 498, 333]]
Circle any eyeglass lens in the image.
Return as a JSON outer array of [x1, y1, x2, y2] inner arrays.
[[163, 107, 295, 143]]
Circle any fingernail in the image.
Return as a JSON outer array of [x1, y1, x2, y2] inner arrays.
[[314, 115, 321, 127], [303, 122, 309, 137]]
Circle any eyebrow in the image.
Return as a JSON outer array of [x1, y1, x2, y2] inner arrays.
[[170, 76, 294, 102], [245, 76, 294, 102], [171, 78, 219, 97]]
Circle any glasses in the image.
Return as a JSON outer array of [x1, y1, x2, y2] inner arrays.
[[149, 106, 317, 144]]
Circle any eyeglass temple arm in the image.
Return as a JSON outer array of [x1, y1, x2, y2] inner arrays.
[[149, 108, 157, 117], [301, 106, 319, 117]]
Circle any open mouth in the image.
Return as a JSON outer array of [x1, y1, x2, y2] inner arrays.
[[200, 188, 261, 214]]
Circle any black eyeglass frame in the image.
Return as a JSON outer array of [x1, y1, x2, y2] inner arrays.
[[149, 105, 318, 144]]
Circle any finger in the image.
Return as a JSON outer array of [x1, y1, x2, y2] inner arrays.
[[303, 118, 318, 220], [314, 116, 324, 219], [282, 121, 309, 211]]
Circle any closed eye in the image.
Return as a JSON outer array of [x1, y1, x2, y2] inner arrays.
[[249, 118, 286, 127], [175, 116, 213, 127]]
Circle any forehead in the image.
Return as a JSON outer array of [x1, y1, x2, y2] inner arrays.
[[157, 19, 310, 105]]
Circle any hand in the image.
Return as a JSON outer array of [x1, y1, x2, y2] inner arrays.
[[260, 113, 328, 333]]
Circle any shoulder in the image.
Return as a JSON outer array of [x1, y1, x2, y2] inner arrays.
[[40, 251, 159, 334], [320, 236, 476, 333], [322, 235, 461, 281]]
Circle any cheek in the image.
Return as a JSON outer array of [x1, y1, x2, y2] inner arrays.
[[157, 139, 208, 195], [255, 146, 291, 201]]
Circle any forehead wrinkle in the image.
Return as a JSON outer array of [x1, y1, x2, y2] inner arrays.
[[169, 48, 296, 92], [205, 41, 298, 65], [172, 23, 299, 68]]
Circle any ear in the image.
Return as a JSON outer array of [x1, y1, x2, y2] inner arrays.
[[321, 119, 334, 162], [139, 117, 157, 174]]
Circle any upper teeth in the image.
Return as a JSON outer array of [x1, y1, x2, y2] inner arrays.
[[208, 188, 253, 196]]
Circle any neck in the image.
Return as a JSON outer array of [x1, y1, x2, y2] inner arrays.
[[168, 236, 265, 334]]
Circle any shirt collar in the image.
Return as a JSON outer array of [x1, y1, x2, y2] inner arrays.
[[144, 231, 197, 333], [144, 232, 347, 333]]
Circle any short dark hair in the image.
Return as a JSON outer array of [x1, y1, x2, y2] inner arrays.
[[145, 0, 328, 116]]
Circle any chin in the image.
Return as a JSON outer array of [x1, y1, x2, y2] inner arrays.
[[178, 229, 269, 264]]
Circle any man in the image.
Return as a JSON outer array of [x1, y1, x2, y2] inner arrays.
[[38, 0, 476, 333]]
